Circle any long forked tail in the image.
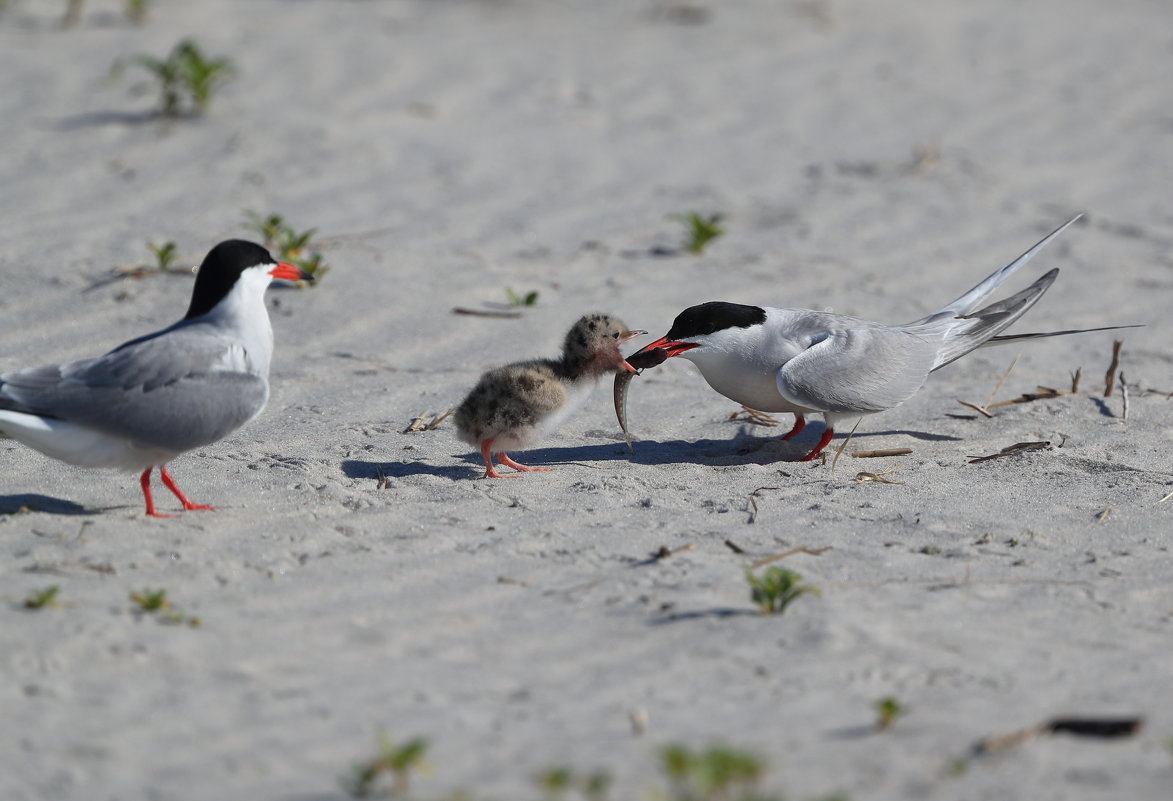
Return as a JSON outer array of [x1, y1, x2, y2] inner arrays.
[[929, 268, 1059, 371], [913, 214, 1083, 325]]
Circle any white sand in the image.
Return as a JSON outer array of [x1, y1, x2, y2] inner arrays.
[[2, 1, 1172, 799]]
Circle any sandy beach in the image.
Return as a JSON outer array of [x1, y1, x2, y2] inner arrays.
[[2, 1, 1172, 799]]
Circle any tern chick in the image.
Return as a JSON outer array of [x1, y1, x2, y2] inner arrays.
[[455, 314, 644, 478]]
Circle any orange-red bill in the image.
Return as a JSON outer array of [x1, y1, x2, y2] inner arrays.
[[269, 261, 314, 282]]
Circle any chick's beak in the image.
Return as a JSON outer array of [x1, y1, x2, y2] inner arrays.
[[617, 329, 647, 373]]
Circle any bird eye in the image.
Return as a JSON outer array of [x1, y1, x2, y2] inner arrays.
[[611, 332, 619, 339]]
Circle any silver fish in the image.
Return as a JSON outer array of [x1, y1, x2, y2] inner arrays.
[[614, 347, 669, 453]]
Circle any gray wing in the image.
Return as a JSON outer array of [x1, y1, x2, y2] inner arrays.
[[0, 324, 268, 452], [775, 327, 941, 414]]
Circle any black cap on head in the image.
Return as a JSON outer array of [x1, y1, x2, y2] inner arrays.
[[665, 302, 767, 340], [184, 240, 276, 319]]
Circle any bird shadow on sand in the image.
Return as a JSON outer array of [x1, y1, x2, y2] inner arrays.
[[0, 494, 96, 516], [55, 109, 162, 130], [344, 426, 962, 480], [650, 607, 760, 625]]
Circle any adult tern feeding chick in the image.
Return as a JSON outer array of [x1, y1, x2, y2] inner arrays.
[[624, 215, 1134, 460]]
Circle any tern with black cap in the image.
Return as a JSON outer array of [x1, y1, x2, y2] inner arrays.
[[0, 239, 312, 516]]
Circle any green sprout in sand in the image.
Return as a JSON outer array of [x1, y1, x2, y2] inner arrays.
[[23, 586, 61, 610], [536, 766, 612, 801], [671, 212, 725, 255], [874, 696, 907, 731], [120, 39, 236, 117], [244, 211, 331, 284], [147, 240, 179, 272], [746, 566, 819, 615], [344, 735, 429, 798], [505, 287, 540, 307], [660, 744, 770, 801], [130, 589, 201, 627]]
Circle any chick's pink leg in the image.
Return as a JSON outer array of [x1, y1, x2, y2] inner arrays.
[[480, 439, 517, 478], [498, 453, 553, 473]]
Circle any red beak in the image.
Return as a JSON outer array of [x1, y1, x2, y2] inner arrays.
[[269, 261, 314, 282], [635, 336, 701, 359]]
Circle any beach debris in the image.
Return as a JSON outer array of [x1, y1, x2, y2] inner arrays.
[[850, 448, 912, 458], [630, 707, 649, 736], [403, 408, 453, 433], [723, 539, 746, 554], [968, 441, 1051, 463], [374, 468, 391, 490], [1156, 490, 1173, 505], [746, 566, 819, 615], [1093, 507, 1112, 522], [451, 307, 522, 318], [972, 716, 1143, 756], [1104, 340, 1123, 397], [614, 346, 669, 452], [853, 470, 904, 484], [748, 545, 832, 570], [728, 406, 781, 426], [650, 544, 696, 561], [1119, 371, 1129, 421]]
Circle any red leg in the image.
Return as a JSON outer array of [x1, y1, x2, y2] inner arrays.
[[140, 468, 174, 518], [781, 414, 806, 441], [480, 440, 517, 479], [799, 428, 835, 461], [498, 453, 553, 473], [158, 465, 216, 511]]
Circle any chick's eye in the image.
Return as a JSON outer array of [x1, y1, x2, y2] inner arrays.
[[611, 332, 619, 339]]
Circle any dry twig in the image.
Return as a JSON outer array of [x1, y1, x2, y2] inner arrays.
[[1104, 340, 1123, 397], [749, 545, 833, 570], [968, 441, 1051, 463], [728, 406, 781, 426], [403, 408, 453, 433], [451, 307, 522, 319], [850, 448, 912, 458], [853, 470, 904, 485]]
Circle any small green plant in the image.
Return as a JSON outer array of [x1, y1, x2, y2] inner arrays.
[[148, 241, 179, 272], [122, 39, 236, 117], [130, 589, 201, 627], [874, 697, 907, 731], [506, 287, 540, 307], [23, 586, 61, 610], [344, 735, 429, 798], [125, 0, 150, 23], [746, 566, 819, 615], [536, 766, 612, 801], [660, 744, 771, 801], [671, 212, 725, 255], [244, 211, 331, 284]]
